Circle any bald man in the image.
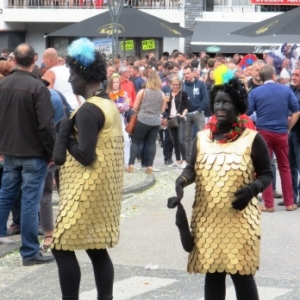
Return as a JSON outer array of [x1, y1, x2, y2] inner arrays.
[[43, 48, 82, 110]]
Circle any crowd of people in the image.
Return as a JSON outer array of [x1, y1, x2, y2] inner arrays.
[[0, 42, 300, 300]]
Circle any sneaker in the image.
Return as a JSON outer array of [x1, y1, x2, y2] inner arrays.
[[7, 224, 20, 236], [152, 167, 160, 172], [180, 162, 187, 169], [273, 190, 282, 198], [168, 162, 179, 168], [164, 158, 173, 165], [0, 237, 15, 244], [23, 251, 55, 266]]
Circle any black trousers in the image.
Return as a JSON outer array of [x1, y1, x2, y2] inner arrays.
[[52, 248, 114, 300], [204, 272, 259, 300]]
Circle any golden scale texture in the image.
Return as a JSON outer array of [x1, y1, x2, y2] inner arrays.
[[52, 97, 124, 251], [187, 128, 260, 276]]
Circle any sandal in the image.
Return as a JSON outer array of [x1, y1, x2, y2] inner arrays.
[[286, 204, 297, 211], [40, 236, 53, 252], [259, 205, 274, 213]]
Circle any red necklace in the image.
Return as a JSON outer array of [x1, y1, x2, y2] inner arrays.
[[207, 117, 246, 143]]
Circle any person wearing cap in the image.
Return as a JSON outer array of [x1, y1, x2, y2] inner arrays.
[[168, 65, 272, 300]]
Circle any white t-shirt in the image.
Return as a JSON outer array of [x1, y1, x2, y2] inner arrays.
[[51, 65, 84, 110]]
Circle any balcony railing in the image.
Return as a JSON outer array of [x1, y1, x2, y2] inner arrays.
[[4, 0, 182, 9]]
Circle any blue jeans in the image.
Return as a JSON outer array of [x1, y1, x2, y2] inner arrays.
[[288, 131, 300, 203], [0, 156, 47, 260], [185, 111, 205, 162]]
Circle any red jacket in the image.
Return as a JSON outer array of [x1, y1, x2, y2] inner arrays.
[[121, 79, 136, 107]]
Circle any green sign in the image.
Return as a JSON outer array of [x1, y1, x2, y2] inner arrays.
[[142, 39, 156, 50], [206, 46, 221, 53], [120, 40, 134, 51]]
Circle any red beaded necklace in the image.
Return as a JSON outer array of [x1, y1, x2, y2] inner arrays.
[[207, 117, 246, 143]]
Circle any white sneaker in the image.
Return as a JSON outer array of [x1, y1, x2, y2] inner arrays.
[[168, 162, 179, 168], [181, 162, 187, 169], [152, 167, 160, 172]]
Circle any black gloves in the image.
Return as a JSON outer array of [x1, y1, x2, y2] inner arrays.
[[167, 176, 186, 208], [53, 118, 74, 166], [176, 203, 194, 252], [232, 187, 253, 211]]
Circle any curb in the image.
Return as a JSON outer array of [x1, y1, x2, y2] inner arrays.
[[122, 174, 156, 195], [0, 175, 156, 260]]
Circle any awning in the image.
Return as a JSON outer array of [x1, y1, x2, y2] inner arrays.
[[190, 21, 300, 54]]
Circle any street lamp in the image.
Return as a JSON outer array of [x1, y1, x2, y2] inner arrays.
[[107, 0, 125, 59]]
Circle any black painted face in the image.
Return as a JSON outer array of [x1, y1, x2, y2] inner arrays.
[[68, 68, 86, 97], [213, 91, 237, 123]]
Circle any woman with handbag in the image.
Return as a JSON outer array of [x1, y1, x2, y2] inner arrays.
[[127, 71, 168, 174], [166, 76, 189, 169]]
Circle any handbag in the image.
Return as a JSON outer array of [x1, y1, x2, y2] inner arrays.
[[125, 89, 145, 134], [167, 116, 179, 129], [125, 114, 138, 135], [167, 90, 182, 130]]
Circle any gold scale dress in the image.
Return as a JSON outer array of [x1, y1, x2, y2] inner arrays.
[[187, 128, 261, 275], [51, 96, 124, 251]]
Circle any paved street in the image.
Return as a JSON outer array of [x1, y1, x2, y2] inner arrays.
[[0, 146, 300, 299]]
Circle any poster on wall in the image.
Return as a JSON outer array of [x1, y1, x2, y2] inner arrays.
[[93, 38, 112, 56], [265, 43, 300, 75]]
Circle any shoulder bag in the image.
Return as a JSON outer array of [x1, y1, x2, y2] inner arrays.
[[125, 89, 145, 135], [167, 90, 182, 130]]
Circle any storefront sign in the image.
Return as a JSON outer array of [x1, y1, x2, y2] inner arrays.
[[142, 39, 156, 50], [251, 0, 300, 5], [206, 46, 221, 53], [253, 45, 280, 53], [120, 40, 134, 51]]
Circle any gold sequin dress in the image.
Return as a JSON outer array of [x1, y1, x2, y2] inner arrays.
[[187, 128, 260, 275], [52, 97, 124, 251]]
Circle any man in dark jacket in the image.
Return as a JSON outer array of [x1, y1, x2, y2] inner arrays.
[[0, 43, 55, 265], [183, 66, 208, 162]]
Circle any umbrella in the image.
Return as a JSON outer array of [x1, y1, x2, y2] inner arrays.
[[230, 7, 300, 37], [47, 6, 192, 38]]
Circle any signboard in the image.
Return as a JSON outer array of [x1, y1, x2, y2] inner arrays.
[[93, 38, 112, 56], [142, 39, 156, 50], [251, 0, 300, 5], [120, 40, 134, 51]]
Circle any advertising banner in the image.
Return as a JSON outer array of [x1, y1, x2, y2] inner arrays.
[[250, 0, 300, 5]]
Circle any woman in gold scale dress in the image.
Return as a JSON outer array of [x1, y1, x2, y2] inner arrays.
[[51, 38, 124, 300], [168, 65, 273, 300]]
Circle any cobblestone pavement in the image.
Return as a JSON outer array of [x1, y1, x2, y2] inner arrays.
[[0, 147, 300, 299]]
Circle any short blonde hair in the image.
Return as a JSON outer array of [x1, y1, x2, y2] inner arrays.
[[145, 71, 161, 91], [169, 75, 182, 89]]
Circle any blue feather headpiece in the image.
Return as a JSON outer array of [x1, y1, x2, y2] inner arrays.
[[68, 38, 95, 69]]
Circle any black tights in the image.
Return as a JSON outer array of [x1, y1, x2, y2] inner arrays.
[[204, 272, 259, 300], [51, 248, 114, 300]]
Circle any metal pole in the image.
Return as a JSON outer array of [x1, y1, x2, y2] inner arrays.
[[107, 0, 125, 60]]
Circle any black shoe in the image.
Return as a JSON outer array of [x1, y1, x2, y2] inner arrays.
[[38, 226, 44, 235], [164, 158, 173, 165], [23, 251, 55, 266], [277, 201, 284, 206], [7, 225, 20, 236]]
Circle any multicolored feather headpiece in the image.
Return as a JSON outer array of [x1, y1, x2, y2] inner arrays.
[[214, 65, 235, 86]]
